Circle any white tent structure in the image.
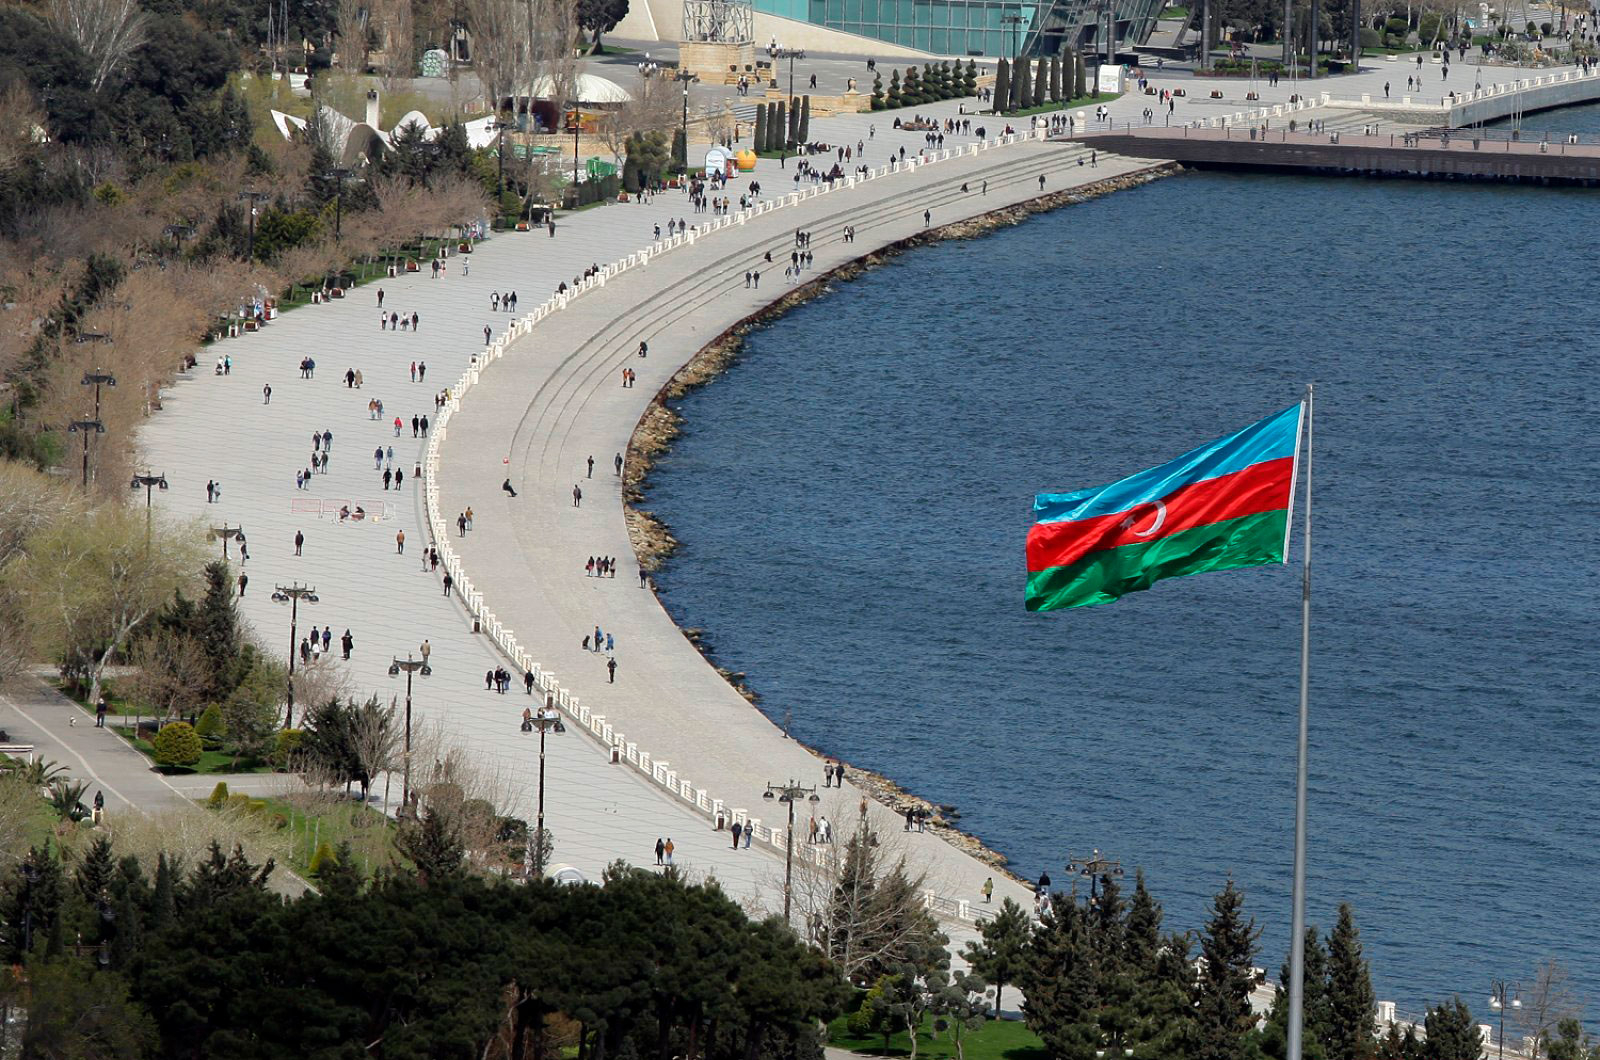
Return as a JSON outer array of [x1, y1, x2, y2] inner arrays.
[[514, 72, 634, 105]]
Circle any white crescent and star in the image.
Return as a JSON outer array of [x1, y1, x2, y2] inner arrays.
[[1120, 500, 1168, 537]]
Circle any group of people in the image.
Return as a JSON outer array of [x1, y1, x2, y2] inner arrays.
[[484, 666, 517, 693], [490, 290, 519, 312], [379, 311, 421, 331], [299, 625, 354, 663], [586, 555, 620, 577]]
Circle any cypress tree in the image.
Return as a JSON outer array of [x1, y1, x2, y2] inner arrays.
[[1063, 49, 1077, 99], [197, 560, 242, 700], [1325, 904, 1376, 1060], [993, 59, 1009, 113], [903, 65, 921, 104], [1194, 879, 1261, 1060], [798, 95, 811, 143], [787, 97, 799, 144], [1077, 52, 1090, 101], [775, 101, 788, 149], [1015, 56, 1033, 109], [765, 102, 779, 150], [753, 103, 766, 152], [150, 851, 176, 933], [1034, 55, 1049, 107], [1050, 55, 1063, 101]]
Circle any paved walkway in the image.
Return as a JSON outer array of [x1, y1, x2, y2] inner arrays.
[[136, 93, 1123, 913]]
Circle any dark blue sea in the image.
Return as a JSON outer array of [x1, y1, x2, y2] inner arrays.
[[644, 101, 1600, 1015]]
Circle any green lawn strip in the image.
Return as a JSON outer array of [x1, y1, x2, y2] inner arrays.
[[996, 93, 1123, 118], [110, 724, 273, 775], [828, 1012, 1047, 1060], [236, 795, 402, 880], [1158, 4, 1189, 17]]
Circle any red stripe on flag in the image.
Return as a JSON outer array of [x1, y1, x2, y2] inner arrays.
[[1026, 456, 1295, 574]]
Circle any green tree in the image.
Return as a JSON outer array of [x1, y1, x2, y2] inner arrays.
[[1050, 55, 1063, 101], [871, 71, 885, 109], [1077, 52, 1090, 100], [1013, 57, 1031, 109], [1548, 1018, 1598, 1060], [221, 647, 285, 767], [194, 703, 224, 745], [887, 69, 902, 108], [963, 897, 1031, 1013], [206, 781, 230, 807], [799, 95, 811, 142], [1325, 905, 1375, 1060], [775, 102, 788, 150], [1, 843, 65, 962], [902, 65, 922, 105], [964, 59, 978, 94], [933, 969, 990, 1060], [1423, 999, 1480, 1060], [74, 836, 115, 908], [15, 961, 157, 1059], [576, 0, 629, 49], [395, 805, 465, 885], [1194, 879, 1260, 1060], [993, 59, 1010, 113], [847, 975, 897, 1048], [754, 101, 768, 150], [308, 841, 337, 876], [1034, 56, 1049, 107], [152, 721, 203, 769], [1023, 898, 1100, 1060], [1256, 928, 1328, 1060]]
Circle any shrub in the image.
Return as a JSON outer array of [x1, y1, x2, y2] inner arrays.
[[195, 704, 224, 745], [153, 722, 202, 769], [308, 841, 338, 876], [1385, 17, 1408, 35], [870, 72, 884, 109], [1361, 27, 1382, 48], [207, 781, 230, 807], [1540, 21, 1551, 34], [273, 727, 303, 766]]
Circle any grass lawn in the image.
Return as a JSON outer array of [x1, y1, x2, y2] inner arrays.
[[1001, 93, 1123, 118], [111, 724, 274, 775], [828, 1013, 1047, 1060], [1158, 4, 1189, 17], [248, 795, 403, 880]]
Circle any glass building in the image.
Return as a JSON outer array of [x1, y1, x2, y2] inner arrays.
[[754, 0, 1162, 58]]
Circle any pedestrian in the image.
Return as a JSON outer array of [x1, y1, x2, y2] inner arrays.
[[586, 455, 594, 478], [924, 208, 931, 226], [238, 572, 248, 596], [420, 639, 430, 664], [294, 530, 304, 556], [418, 361, 426, 381], [411, 361, 417, 381], [396, 529, 405, 553], [525, 670, 535, 694], [664, 838, 674, 865], [375, 447, 384, 470], [731, 821, 742, 848], [341, 629, 353, 659], [412, 415, 419, 436], [572, 484, 582, 507], [904, 807, 915, 830], [614, 452, 623, 475], [263, 383, 272, 404], [655, 837, 666, 865], [982, 876, 994, 903], [394, 468, 403, 489], [384, 468, 393, 489], [321, 628, 331, 653], [92, 789, 104, 822], [484, 324, 492, 345], [605, 632, 614, 653], [443, 572, 454, 596], [637, 340, 648, 358], [752, 270, 759, 289], [95, 696, 107, 728], [378, 287, 385, 307], [503, 478, 517, 497]]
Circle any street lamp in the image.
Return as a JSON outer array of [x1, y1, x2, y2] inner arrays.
[[674, 69, 696, 172], [1066, 848, 1124, 904], [389, 654, 431, 812], [130, 472, 168, 550], [774, 47, 806, 166], [1001, 14, 1025, 59], [565, 104, 581, 206], [75, 369, 116, 488], [1489, 980, 1521, 1060], [762, 779, 821, 921], [272, 582, 318, 728], [209, 522, 244, 561], [238, 190, 270, 261], [66, 416, 105, 489], [523, 700, 565, 877], [327, 168, 354, 241]]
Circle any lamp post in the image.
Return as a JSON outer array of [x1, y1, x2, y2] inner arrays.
[[76, 369, 116, 488], [130, 472, 168, 551], [524, 700, 564, 877], [209, 522, 244, 561], [1002, 14, 1025, 59], [273, 582, 318, 728], [66, 417, 105, 489], [1066, 848, 1124, 905], [1489, 980, 1521, 1060], [327, 167, 354, 240], [389, 654, 431, 812], [762, 779, 821, 921], [775, 47, 806, 165], [674, 69, 696, 172], [238, 190, 270, 261], [566, 104, 581, 205]]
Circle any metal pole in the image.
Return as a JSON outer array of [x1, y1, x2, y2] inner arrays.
[[1309, 0, 1318, 78], [783, 794, 795, 919], [403, 667, 414, 808], [286, 593, 299, 727], [1285, 0, 1294, 70], [536, 709, 547, 867], [1286, 382, 1314, 1060]]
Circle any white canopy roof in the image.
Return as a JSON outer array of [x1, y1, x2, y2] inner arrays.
[[516, 72, 633, 104]]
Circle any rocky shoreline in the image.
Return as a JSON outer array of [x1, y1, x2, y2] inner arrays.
[[621, 164, 1179, 881]]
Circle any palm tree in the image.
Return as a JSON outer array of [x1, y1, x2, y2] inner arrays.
[[48, 779, 90, 823]]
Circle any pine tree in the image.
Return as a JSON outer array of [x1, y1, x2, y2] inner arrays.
[[1257, 928, 1329, 1060], [1195, 879, 1261, 1060], [1022, 899, 1101, 1058], [1050, 55, 1063, 102], [150, 851, 177, 933], [1034, 56, 1049, 107], [993, 59, 1010, 114], [1325, 905, 1376, 1060], [961, 897, 1031, 1013], [1423, 999, 1479, 1060], [1014, 57, 1032, 109], [196, 560, 243, 700], [75, 835, 116, 906], [753, 103, 767, 152]]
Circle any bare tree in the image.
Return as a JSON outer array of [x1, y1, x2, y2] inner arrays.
[[48, 0, 150, 92], [336, 0, 370, 73], [375, 0, 417, 90], [348, 697, 400, 808], [461, 0, 527, 111], [124, 631, 212, 722], [289, 655, 354, 727], [1518, 960, 1581, 1059]]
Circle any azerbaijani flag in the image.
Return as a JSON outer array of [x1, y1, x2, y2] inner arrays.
[[1025, 404, 1304, 611]]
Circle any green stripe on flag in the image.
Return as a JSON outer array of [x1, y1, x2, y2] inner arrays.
[[1025, 509, 1289, 611]]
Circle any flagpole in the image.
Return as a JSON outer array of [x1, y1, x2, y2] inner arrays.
[[1286, 383, 1313, 1060]]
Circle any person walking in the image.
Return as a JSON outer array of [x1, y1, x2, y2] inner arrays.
[[586, 455, 594, 478], [396, 529, 405, 553], [731, 821, 742, 849], [982, 877, 994, 903], [443, 572, 454, 596], [607, 656, 617, 683], [614, 452, 623, 475], [294, 530, 304, 556], [237, 572, 248, 597], [341, 629, 354, 659], [484, 324, 492, 345], [663, 838, 674, 866], [263, 383, 272, 404], [572, 484, 582, 507], [420, 639, 431, 665], [655, 837, 665, 865]]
